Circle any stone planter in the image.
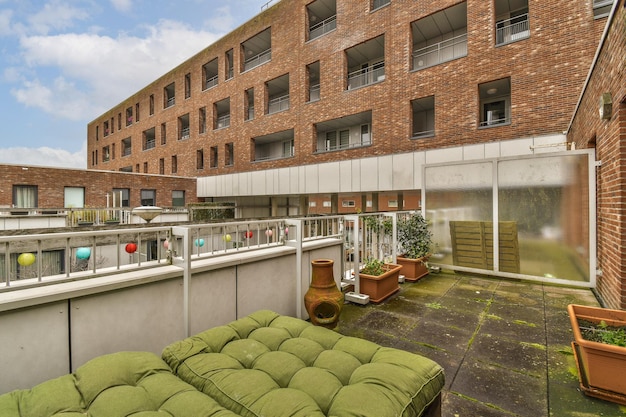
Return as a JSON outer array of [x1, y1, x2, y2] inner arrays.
[[568, 304, 626, 405], [396, 256, 429, 282], [359, 263, 402, 303]]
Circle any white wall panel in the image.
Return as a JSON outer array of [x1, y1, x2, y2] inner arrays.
[[378, 155, 394, 190], [392, 153, 415, 190], [319, 162, 340, 193], [360, 158, 379, 191], [305, 164, 319, 193], [339, 160, 353, 192]]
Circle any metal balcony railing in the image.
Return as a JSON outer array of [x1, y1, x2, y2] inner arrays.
[[216, 114, 230, 129], [347, 63, 385, 90], [413, 33, 467, 70], [144, 138, 155, 150], [244, 49, 271, 71], [268, 94, 290, 114], [495, 14, 530, 46], [166, 96, 175, 107], [309, 84, 320, 102], [205, 75, 218, 90], [180, 127, 190, 140], [309, 15, 336, 40]]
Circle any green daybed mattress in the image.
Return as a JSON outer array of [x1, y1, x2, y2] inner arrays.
[[162, 309, 445, 417], [0, 310, 444, 416]]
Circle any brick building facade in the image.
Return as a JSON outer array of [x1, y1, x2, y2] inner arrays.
[[0, 165, 197, 209]]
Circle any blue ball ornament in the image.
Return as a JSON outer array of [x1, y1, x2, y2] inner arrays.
[[194, 238, 205, 247], [76, 247, 91, 260]]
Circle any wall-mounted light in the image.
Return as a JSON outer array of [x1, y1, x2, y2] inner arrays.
[[599, 92, 612, 120]]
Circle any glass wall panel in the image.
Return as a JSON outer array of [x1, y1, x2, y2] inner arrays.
[[498, 154, 590, 282], [424, 162, 494, 269]]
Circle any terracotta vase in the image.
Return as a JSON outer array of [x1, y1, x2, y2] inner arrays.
[[304, 259, 344, 329], [568, 304, 626, 405]]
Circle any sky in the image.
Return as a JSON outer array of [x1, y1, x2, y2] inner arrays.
[[0, 0, 271, 169]]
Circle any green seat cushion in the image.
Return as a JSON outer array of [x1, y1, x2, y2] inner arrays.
[[162, 310, 445, 417]]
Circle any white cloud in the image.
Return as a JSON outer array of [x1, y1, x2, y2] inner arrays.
[[110, 0, 132, 13], [0, 9, 13, 36], [27, 0, 90, 35], [0, 143, 86, 169], [14, 20, 221, 120]]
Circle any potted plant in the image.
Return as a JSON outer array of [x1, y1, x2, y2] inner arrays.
[[568, 304, 626, 405], [396, 211, 434, 281], [357, 258, 402, 303]]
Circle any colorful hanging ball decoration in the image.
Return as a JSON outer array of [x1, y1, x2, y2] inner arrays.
[[125, 243, 137, 254], [222, 234, 232, 242], [194, 238, 205, 247], [265, 229, 273, 237], [284, 227, 288, 235], [76, 247, 91, 260], [163, 240, 169, 249], [244, 230, 253, 239], [17, 253, 36, 267]]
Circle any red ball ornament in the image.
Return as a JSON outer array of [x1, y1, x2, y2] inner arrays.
[[244, 230, 253, 239], [125, 243, 137, 254]]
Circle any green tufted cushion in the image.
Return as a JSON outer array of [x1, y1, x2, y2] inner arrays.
[[162, 310, 444, 417], [0, 351, 241, 417]]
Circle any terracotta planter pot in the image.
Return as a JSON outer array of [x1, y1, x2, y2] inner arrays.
[[304, 259, 344, 329], [397, 256, 429, 282], [359, 263, 401, 303], [568, 304, 626, 405]]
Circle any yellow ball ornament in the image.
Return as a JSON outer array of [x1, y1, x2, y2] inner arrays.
[[18, 253, 36, 266]]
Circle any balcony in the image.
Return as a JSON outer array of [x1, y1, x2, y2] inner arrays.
[[267, 94, 290, 114], [412, 33, 467, 71], [0, 213, 616, 416], [347, 63, 385, 90], [495, 14, 530, 46], [309, 15, 336, 40]]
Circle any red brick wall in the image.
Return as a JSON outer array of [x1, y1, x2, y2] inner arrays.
[[87, 0, 603, 177], [567, 1, 626, 309], [0, 165, 197, 208]]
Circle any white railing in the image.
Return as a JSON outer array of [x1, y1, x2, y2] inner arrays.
[[309, 15, 336, 40], [205, 75, 218, 90], [347, 63, 385, 90], [372, 0, 391, 10], [318, 139, 371, 153], [244, 49, 272, 71], [495, 15, 529, 46], [144, 138, 155, 150], [180, 127, 190, 139], [413, 33, 467, 70], [166, 96, 175, 107], [268, 94, 290, 114], [216, 114, 230, 129], [309, 84, 320, 102], [412, 129, 435, 138]]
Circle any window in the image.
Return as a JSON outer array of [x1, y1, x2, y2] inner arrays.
[[112, 143, 116, 159], [210, 146, 218, 168], [593, 0, 614, 19], [185, 73, 191, 98], [411, 96, 435, 138], [96, 126, 99, 140], [135, 103, 140, 122], [346, 36, 385, 90], [143, 162, 148, 173], [141, 189, 156, 206], [307, 62, 320, 102], [119, 166, 132, 173], [479, 78, 511, 127], [112, 188, 129, 207], [199, 107, 206, 134], [171, 155, 177, 174], [197, 149, 204, 169], [118, 113, 122, 130], [307, 0, 336, 41], [372, 0, 390, 11], [126, 107, 133, 126], [245, 88, 255, 121], [64, 187, 84, 208], [161, 123, 167, 145], [178, 114, 190, 140], [149, 94, 154, 115], [159, 158, 165, 174], [225, 49, 234, 79], [266, 74, 290, 114], [102, 145, 111, 162], [202, 59, 218, 90], [315, 111, 372, 152], [412, 3, 467, 70], [242, 28, 271, 72], [122, 137, 132, 156], [225, 143, 234, 166], [13, 185, 37, 208], [172, 190, 185, 207], [342, 200, 356, 208], [495, 1, 529, 46], [143, 127, 156, 150], [103, 120, 109, 137], [253, 130, 293, 161], [111, 117, 115, 134], [214, 98, 230, 129], [164, 82, 175, 108]]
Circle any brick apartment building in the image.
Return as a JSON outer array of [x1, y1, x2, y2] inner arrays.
[[0, 165, 196, 209], [85, 1, 626, 307]]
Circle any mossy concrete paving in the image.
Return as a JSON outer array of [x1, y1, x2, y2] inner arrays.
[[335, 272, 626, 417]]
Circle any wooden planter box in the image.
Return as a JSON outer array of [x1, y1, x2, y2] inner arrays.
[[359, 263, 401, 303], [397, 256, 429, 282], [568, 304, 626, 405]]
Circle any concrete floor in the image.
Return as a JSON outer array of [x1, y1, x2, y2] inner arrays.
[[335, 272, 625, 417]]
